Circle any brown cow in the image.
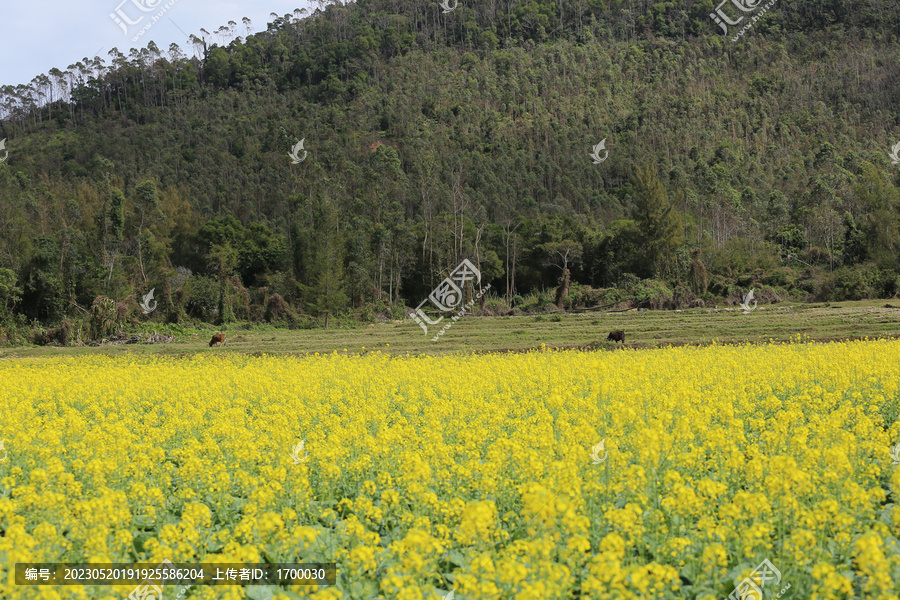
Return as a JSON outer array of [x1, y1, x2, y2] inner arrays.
[[209, 333, 226, 347], [606, 330, 625, 344]]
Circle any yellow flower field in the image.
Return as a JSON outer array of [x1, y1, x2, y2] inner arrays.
[[1, 340, 900, 599]]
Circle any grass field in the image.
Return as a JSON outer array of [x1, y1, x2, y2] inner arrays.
[[2, 300, 900, 359]]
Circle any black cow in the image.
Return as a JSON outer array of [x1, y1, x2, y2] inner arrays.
[[606, 330, 625, 344]]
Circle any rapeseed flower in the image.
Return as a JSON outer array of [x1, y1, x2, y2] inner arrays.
[[0, 341, 898, 598]]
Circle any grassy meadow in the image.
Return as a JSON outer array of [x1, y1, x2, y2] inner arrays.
[[2, 300, 900, 359]]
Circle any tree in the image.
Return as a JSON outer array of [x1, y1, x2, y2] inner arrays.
[[103, 187, 126, 291], [133, 180, 161, 283], [0, 267, 22, 322], [842, 212, 866, 266], [596, 220, 643, 287], [307, 209, 348, 328], [208, 242, 239, 324], [239, 222, 287, 287], [854, 162, 900, 270], [20, 237, 65, 322], [632, 165, 683, 278], [544, 240, 582, 308], [688, 248, 708, 296]]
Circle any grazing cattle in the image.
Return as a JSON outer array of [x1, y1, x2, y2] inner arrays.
[[606, 330, 625, 344], [209, 334, 226, 347]]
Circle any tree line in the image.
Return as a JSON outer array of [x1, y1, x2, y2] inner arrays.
[[0, 0, 899, 340]]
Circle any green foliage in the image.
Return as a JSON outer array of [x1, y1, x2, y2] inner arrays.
[[854, 162, 900, 270], [819, 267, 900, 302], [20, 237, 65, 322], [593, 220, 640, 288], [180, 275, 220, 322], [199, 216, 245, 249], [706, 239, 782, 278], [0, 0, 898, 332], [87, 296, 119, 341], [630, 279, 675, 311], [0, 268, 21, 320], [199, 217, 286, 286], [688, 249, 708, 296], [631, 166, 684, 278], [519, 289, 554, 312], [108, 188, 126, 242], [305, 209, 349, 328], [134, 181, 158, 211]]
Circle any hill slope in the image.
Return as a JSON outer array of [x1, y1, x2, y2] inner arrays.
[[0, 0, 899, 333]]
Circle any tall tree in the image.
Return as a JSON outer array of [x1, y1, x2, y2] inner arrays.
[[307, 202, 349, 328], [632, 166, 683, 279], [208, 242, 239, 325]]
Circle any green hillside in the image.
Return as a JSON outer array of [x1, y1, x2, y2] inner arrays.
[[0, 0, 899, 341]]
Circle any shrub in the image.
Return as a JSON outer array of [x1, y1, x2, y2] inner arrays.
[[265, 293, 298, 325], [180, 275, 219, 322], [87, 296, 120, 340], [631, 279, 674, 310], [818, 266, 898, 301], [519, 290, 553, 313]]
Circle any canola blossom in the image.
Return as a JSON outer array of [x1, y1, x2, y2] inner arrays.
[[1, 340, 899, 599]]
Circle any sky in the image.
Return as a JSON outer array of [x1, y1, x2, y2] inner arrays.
[[0, 1, 317, 89]]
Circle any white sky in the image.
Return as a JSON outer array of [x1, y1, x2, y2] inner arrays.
[[0, 1, 317, 88]]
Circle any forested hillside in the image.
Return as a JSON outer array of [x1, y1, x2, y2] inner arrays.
[[1, 0, 899, 339]]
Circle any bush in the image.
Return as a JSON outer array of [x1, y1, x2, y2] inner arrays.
[[631, 279, 674, 310], [0, 268, 21, 323], [519, 290, 553, 313], [559, 284, 626, 310], [36, 318, 74, 346], [818, 266, 898, 301], [672, 283, 698, 309], [761, 267, 799, 288], [482, 295, 510, 316], [0, 314, 29, 346], [563, 284, 599, 309], [225, 275, 251, 322], [706, 238, 781, 277], [179, 275, 220, 322], [87, 296, 120, 341], [264, 293, 298, 325]]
